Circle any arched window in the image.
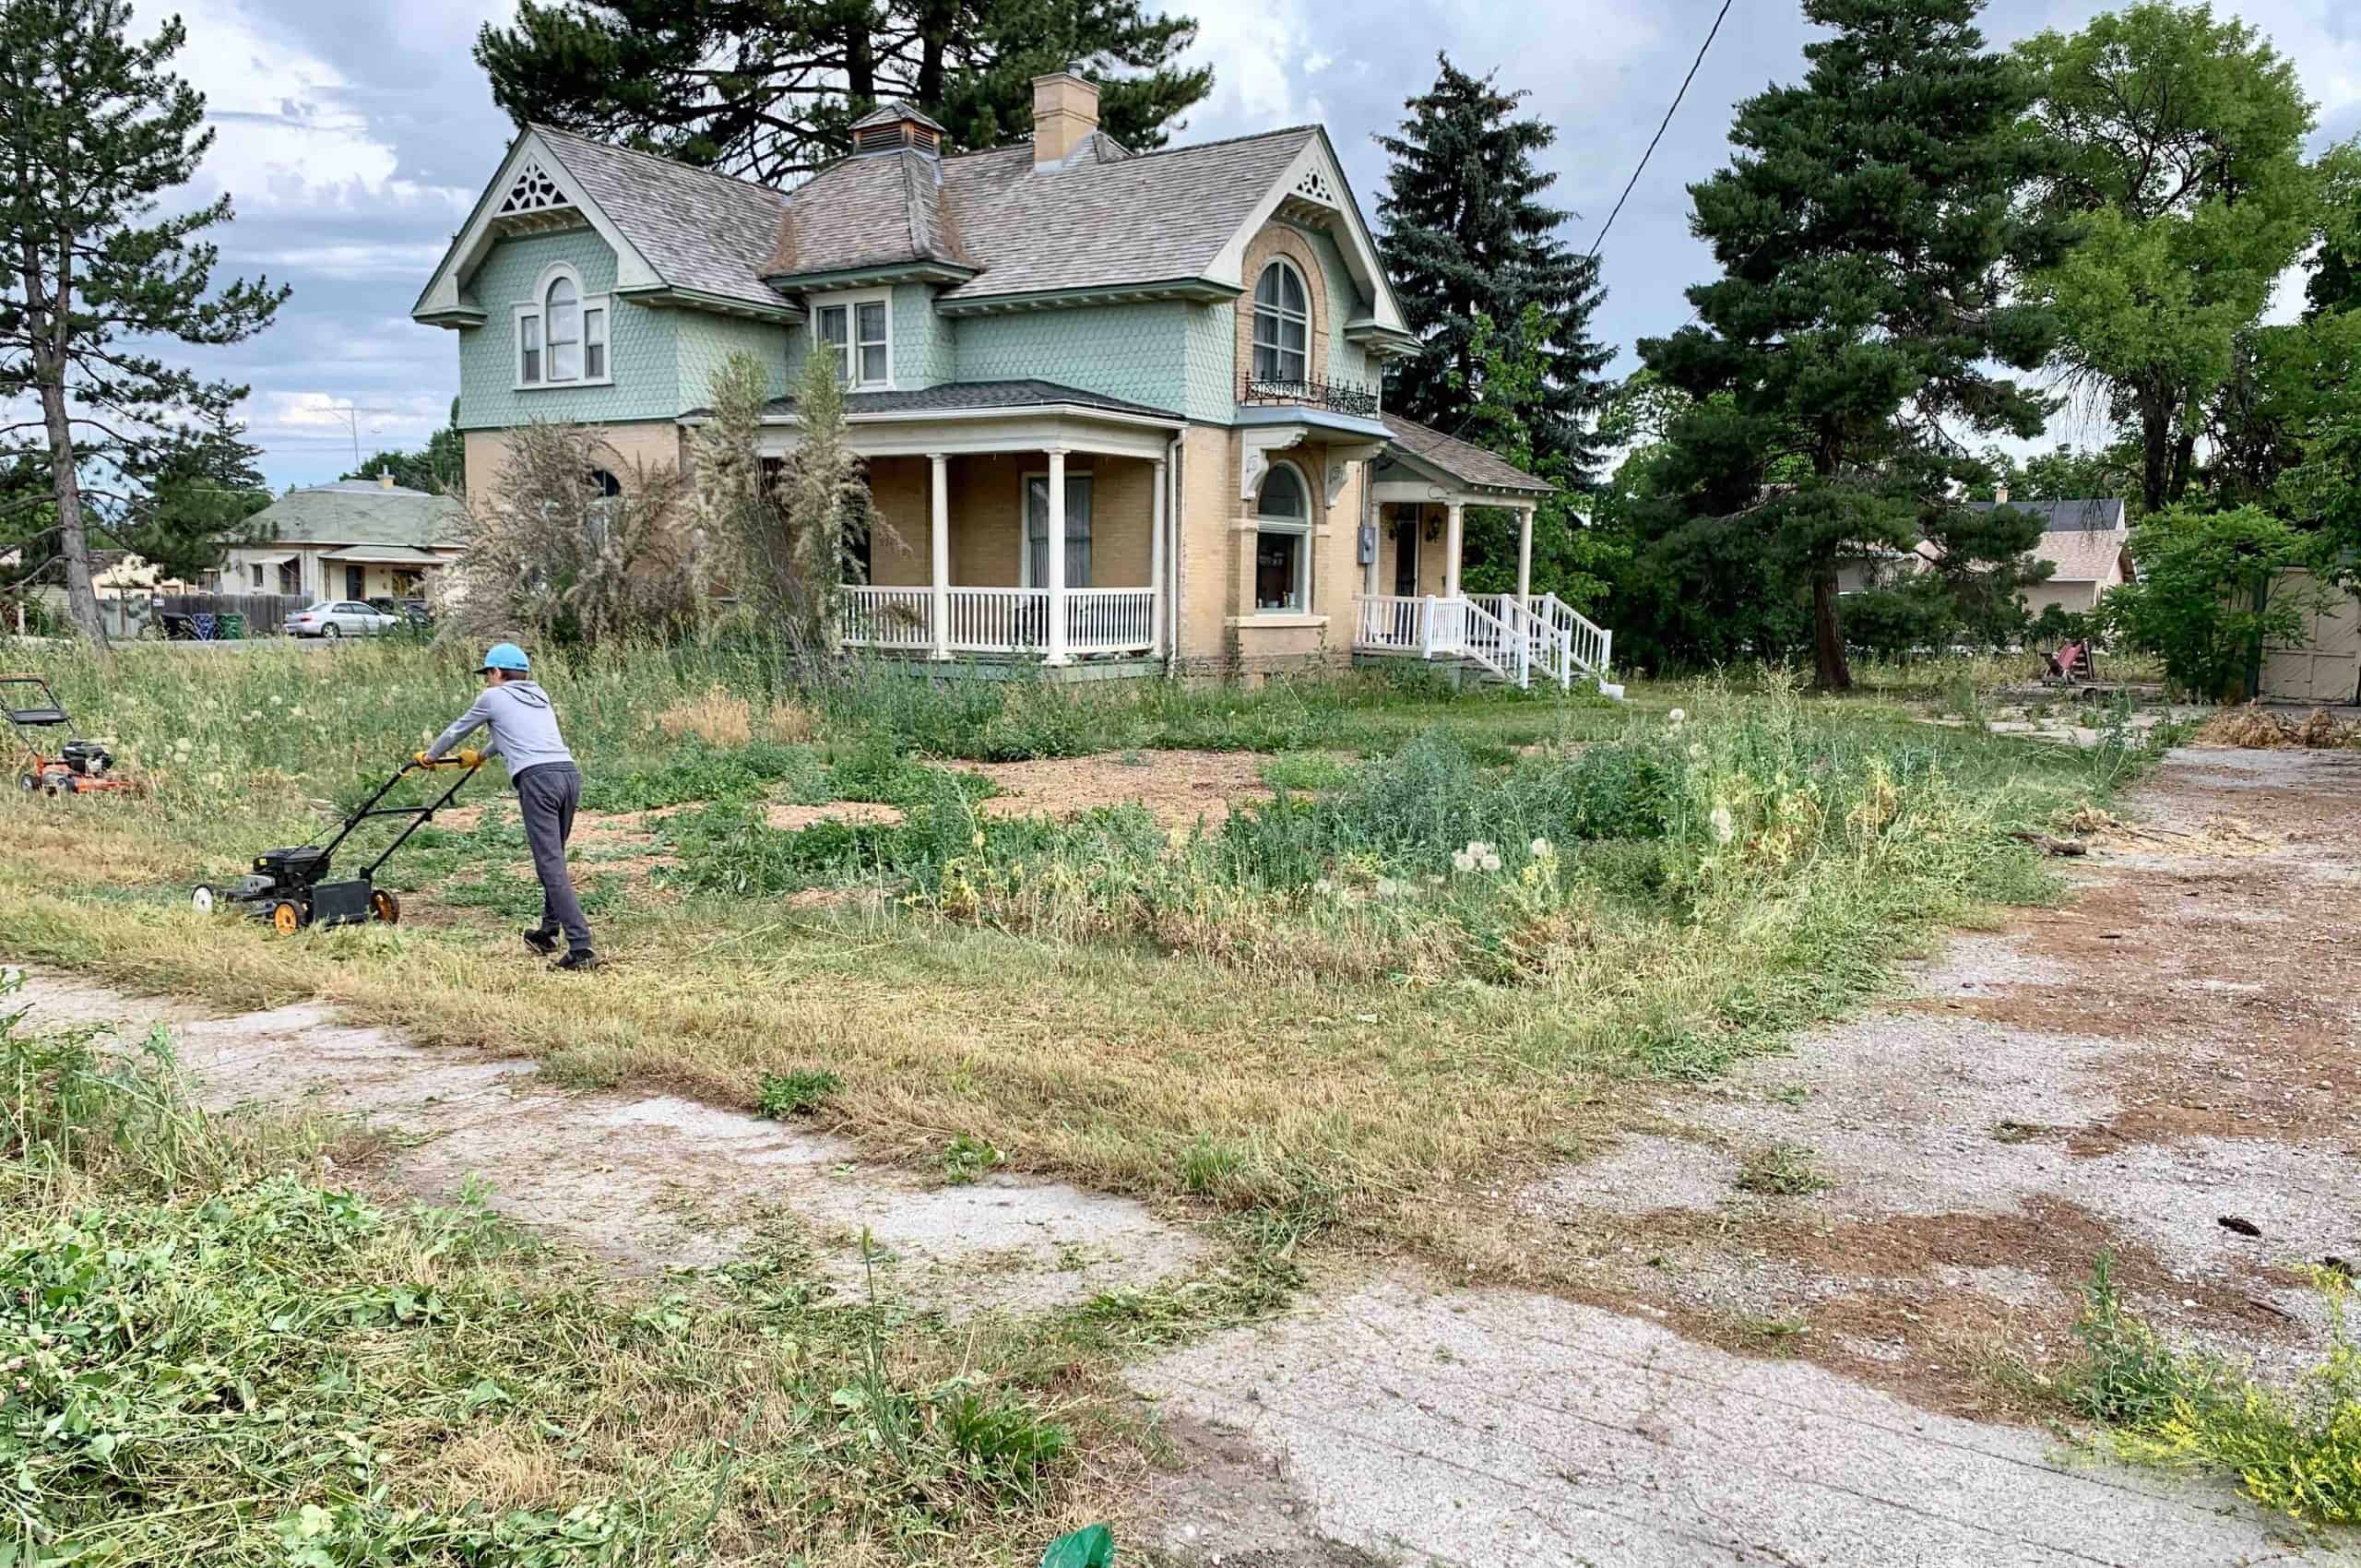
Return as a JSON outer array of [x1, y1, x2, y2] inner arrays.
[[1252, 259, 1310, 385], [516, 265, 611, 387], [1253, 460, 1312, 613]]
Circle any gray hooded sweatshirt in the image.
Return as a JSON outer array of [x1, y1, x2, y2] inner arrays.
[[427, 680, 575, 782]]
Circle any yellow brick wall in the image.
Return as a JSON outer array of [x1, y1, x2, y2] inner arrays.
[[861, 452, 1156, 591], [460, 422, 686, 499], [1175, 423, 1238, 662]]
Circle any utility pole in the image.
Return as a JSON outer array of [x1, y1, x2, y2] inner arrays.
[[325, 403, 390, 473]]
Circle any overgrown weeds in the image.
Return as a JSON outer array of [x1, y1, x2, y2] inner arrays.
[[2067, 1252, 2361, 1526]]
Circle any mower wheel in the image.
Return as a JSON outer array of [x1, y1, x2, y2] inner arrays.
[[269, 899, 303, 935], [17, 773, 34, 793], [369, 889, 399, 924], [53, 776, 77, 795], [190, 885, 217, 915]]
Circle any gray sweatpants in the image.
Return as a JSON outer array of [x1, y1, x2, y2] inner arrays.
[[516, 763, 590, 953]]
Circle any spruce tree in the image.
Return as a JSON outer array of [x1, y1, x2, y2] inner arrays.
[[0, 0, 285, 646], [1635, 0, 2063, 689], [477, 0, 1212, 184], [1377, 55, 1611, 485]]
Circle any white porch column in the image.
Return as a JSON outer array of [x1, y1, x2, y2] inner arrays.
[[1044, 447, 1070, 665], [929, 453, 951, 660], [1444, 501, 1465, 600], [1150, 456, 1169, 659], [1514, 505, 1534, 606]]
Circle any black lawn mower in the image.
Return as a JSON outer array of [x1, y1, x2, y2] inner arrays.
[[194, 754, 481, 934]]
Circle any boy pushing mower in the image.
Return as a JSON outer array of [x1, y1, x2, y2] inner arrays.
[[422, 643, 599, 970]]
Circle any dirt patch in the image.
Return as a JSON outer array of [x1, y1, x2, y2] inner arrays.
[[1508, 746, 2361, 1426], [957, 749, 1282, 827]]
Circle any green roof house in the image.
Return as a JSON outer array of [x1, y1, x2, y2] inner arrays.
[[414, 77, 1608, 686], [221, 476, 466, 604]]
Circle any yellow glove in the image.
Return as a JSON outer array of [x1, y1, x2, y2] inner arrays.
[[412, 749, 433, 767], [456, 747, 483, 768]]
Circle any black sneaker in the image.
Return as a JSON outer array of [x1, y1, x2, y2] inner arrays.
[[555, 948, 599, 971], [522, 929, 558, 956]]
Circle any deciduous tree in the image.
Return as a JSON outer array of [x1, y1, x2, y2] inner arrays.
[[2018, 3, 2316, 514]]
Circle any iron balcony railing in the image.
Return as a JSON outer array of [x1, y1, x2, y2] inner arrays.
[[1239, 374, 1382, 419]]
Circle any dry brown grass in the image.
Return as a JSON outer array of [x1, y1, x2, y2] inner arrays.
[[2193, 704, 2360, 750], [654, 685, 817, 746]]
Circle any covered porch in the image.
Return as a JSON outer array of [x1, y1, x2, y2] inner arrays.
[[746, 384, 1180, 665], [1353, 413, 1613, 689]]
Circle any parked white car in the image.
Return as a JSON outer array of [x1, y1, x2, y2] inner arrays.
[[283, 600, 398, 638]]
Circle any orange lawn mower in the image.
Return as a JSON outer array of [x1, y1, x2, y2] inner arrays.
[[192, 753, 482, 934], [6, 674, 136, 796]]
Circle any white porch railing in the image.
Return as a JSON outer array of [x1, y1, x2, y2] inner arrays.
[[1066, 588, 1155, 655], [1354, 592, 1612, 691], [840, 584, 1155, 659]]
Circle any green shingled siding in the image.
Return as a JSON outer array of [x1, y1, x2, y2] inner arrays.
[[455, 229, 682, 429], [675, 312, 790, 407], [1180, 303, 1238, 423], [953, 303, 1201, 419], [894, 285, 956, 387], [1293, 223, 1374, 394]]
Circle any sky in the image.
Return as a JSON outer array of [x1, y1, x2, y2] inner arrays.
[[137, 0, 2361, 492]]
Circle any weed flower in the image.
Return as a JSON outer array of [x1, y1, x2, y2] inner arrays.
[[1452, 848, 1475, 873], [1528, 837, 1554, 860], [1710, 804, 1736, 844], [1375, 876, 1403, 898], [1688, 742, 1708, 763], [1667, 707, 1686, 731]]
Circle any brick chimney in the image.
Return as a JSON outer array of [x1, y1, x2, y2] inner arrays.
[[379, 472, 395, 490], [1993, 482, 2009, 505], [1032, 71, 1099, 169]]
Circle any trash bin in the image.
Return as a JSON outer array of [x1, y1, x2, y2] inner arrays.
[[219, 612, 246, 640]]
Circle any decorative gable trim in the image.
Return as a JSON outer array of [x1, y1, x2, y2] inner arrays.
[[412, 129, 665, 327], [1206, 129, 1408, 339]]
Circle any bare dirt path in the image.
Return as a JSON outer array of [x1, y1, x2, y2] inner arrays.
[[9, 975, 1204, 1313], [1130, 745, 2361, 1566]]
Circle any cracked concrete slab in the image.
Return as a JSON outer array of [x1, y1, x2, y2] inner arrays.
[[1136, 1276, 2321, 1567], [5, 970, 1203, 1312]]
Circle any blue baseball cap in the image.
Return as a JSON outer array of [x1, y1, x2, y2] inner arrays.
[[478, 642, 530, 673]]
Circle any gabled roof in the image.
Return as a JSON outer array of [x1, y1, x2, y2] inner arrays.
[[1378, 413, 1553, 497], [930, 129, 1316, 303], [249, 483, 467, 550], [413, 125, 789, 324], [422, 117, 1411, 339], [530, 127, 787, 313], [1964, 497, 2128, 533]]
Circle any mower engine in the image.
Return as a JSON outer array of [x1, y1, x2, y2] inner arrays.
[[220, 846, 333, 903], [59, 739, 113, 778]]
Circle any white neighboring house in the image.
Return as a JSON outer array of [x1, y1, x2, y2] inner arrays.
[[219, 476, 466, 603]]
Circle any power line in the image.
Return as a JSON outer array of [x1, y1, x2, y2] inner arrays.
[[1587, 0, 1736, 261]]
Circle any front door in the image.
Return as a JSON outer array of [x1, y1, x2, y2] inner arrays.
[[344, 564, 365, 601], [1024, 472, 1093, 588], [1391, 508, 1419, 597]]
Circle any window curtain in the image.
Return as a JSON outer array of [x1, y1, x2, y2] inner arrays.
[[1025, 474, 1093, 588]]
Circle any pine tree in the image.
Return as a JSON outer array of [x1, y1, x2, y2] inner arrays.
[[1377, 56, 1611, 486], [0, 0, 285, 646], [1634, 0, 2064, 689], [476, 0, 1212, 184]]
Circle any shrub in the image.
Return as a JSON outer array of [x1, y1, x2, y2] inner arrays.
[[2101, 507, 2319, 698], [757, 1069, 842, 1117]]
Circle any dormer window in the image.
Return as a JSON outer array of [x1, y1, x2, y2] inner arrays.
[[516, 264, 611, 389], [1252, 259, 1310, 384], [813, 290, 891, 389]]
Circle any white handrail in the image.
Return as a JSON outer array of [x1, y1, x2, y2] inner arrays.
[[842, 584, 1155, 658]]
